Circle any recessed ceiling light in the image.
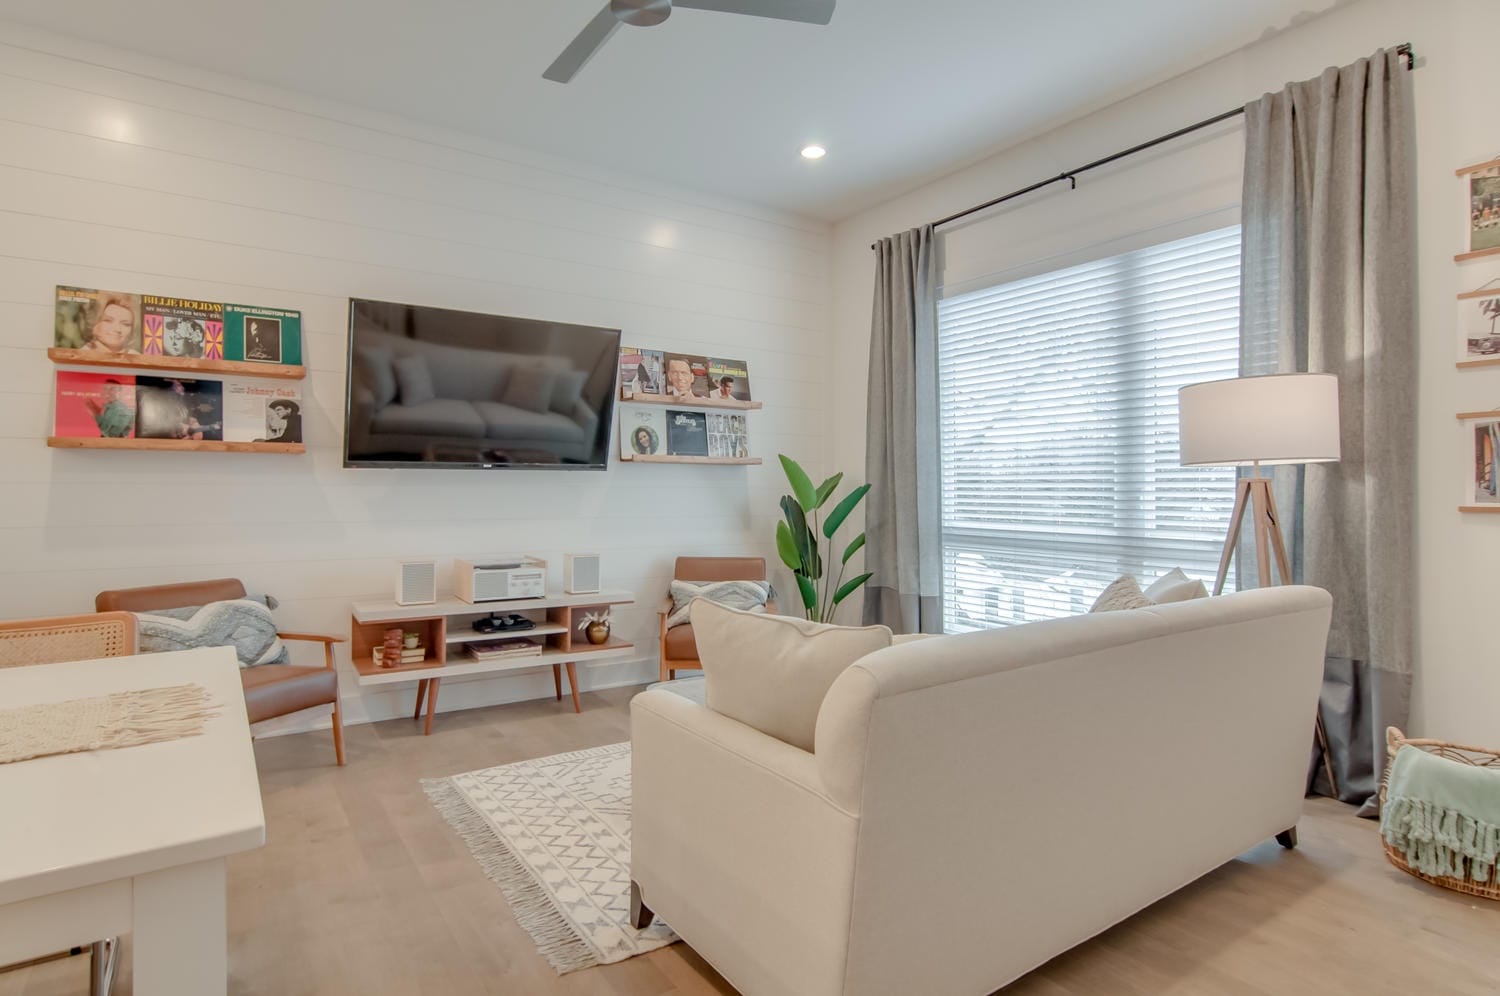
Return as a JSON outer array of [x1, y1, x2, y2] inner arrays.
[[800, 144, 827, 160]]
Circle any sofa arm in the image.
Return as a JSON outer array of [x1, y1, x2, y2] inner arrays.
[[630, 688, 859, 996]]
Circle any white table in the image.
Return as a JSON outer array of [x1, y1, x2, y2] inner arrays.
[[0, 647, 265, 994]]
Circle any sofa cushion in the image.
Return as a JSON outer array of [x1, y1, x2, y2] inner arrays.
[[502, 365, 557, 414], [354, 345, 397, 407], [371, 399, 487, 438], [1090, 575, 1153, 612], [394, 354, 436, 405], [471, 402, 588, 442], [1144, 567, 1210, 604], [240, 664, 337, 724], [550, 368, 589, 414], [691, 599, 892, 752]]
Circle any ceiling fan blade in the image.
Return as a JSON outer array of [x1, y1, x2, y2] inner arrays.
[[673, 0, 835, 25], [543, 5, 623, 83]]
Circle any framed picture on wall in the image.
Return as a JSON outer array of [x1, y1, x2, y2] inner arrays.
[[1457, 286, 1500, 365], [1475, 420, 1500, 506], [1459, 159, 1500, 260]]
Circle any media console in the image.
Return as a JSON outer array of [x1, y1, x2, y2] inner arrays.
[[349, 589, 635, 734]]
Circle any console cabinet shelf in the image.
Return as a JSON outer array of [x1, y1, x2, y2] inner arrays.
[[349, 590, 635, 733]]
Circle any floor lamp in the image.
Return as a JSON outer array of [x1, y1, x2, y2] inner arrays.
[[1178, 373, 1342, 796]]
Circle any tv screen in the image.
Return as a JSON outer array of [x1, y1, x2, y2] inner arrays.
[[343, 299, 620, 469]]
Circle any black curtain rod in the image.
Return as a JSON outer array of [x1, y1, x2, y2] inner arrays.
[[874, 42, 1415, 248]]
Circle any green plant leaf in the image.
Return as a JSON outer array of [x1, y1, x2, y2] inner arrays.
[[842, 532, 866, 565], [823, 483, 871, 539], [780, 496, 813, 570], [779, 454, 817, 511], [814, 473, 844, 509], [776, 520, 802, 572], [796, 573, 818, 611], [832, 572, 873, 605]]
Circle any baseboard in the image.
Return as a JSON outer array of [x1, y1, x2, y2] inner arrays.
[[249, 656, 658, 739]]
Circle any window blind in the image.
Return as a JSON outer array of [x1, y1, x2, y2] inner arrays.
[[938, 225, 1241, 632]]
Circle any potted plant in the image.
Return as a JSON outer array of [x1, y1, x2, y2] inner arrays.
[[774, 455, 872, 624]]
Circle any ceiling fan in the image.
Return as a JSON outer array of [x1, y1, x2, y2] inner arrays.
[[543, 0, 836, 84]]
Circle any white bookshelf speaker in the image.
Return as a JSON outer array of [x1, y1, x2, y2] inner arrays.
[[564, 554, 601, 595], [395, 560, 438, 605]]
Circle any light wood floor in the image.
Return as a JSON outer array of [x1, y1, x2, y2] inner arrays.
[[4, 685, 1498, 995]]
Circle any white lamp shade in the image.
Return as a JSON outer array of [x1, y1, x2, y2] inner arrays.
[[1178, 373, 1340, 467]]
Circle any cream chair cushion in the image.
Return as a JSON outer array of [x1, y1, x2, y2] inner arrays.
[[690, 600, 891, 752]]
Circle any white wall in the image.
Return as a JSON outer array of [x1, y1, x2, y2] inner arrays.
[[830, 0, 1500, 748], [0, 23, 829, 733]]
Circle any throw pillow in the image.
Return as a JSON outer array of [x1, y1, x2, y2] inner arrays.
[[393, 354, 436, 406], [134, 598, 289, 668], [502, 364, 558, 414], [550, 368, 589, 415], [666, 578, 772, 628], [1090, 575, 1153, 613], [691, 599, 892, 752], [354, 346, 397, 407], [1144, 567, 1210, 604]]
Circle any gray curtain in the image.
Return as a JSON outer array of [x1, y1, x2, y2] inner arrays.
[[1239, 48, 1416, 817], [863, 225, 942, 633]]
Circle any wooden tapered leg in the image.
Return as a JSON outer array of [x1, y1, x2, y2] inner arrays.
[[1275, 826, 1298, 849], [553, 663, 563, 701], [565, 662, 581, 714], [1259, 479, 1294, 585], [330, 696, 346, 766], [413, 679, 427, 721], [630, 880, 654, 929], [1314, 712, 1340, 798], [1250, 482, 1274, 589], [1213, 478, 1254, 595], [424, 678, 440, 735]]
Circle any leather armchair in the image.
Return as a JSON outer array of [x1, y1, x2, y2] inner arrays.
[[95, 579, 345, 765], [658, 556, 775, 683]]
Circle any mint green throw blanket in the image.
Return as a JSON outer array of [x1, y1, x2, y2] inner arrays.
[[1380, 745, 1500, 883]]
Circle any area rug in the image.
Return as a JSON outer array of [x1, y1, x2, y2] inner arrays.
[[423, 742, 677, 973]]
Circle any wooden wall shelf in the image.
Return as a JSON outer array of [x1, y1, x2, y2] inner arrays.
[[1456, 358, 1500, 370], [49, 348, 306, 380], [620, 393, 763, 411], [629, 454, 761, 465], [1460, 505, 1500, 513], [48, 437, 305, 454], [1455, 410, 1500, 421], [1455, 247, 1500, 264]]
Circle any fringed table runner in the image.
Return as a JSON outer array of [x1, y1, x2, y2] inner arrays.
[[0, 683, 218, 765]]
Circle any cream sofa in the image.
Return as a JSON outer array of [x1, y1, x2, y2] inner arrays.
[[629, 586, 1332, 996]]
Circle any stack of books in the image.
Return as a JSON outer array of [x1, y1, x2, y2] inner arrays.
[[374, 646, 425, 667], [467, 638, 543, 662]]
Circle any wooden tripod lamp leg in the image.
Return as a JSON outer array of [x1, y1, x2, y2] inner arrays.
[[1214, 478, 1254, 596]]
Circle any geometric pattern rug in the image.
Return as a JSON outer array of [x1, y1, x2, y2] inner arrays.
[[423, 742, 678, 973]]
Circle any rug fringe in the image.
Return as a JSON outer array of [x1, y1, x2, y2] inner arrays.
[[422, 777, 601, 975]]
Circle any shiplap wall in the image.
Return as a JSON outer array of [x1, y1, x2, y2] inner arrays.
[[0, 23, 831, 733]]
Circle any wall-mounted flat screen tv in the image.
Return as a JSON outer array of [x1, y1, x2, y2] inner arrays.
[[343, 299, 620, 469]]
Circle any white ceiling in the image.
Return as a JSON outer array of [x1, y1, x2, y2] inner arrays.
[[0, 0, 1345, 221]]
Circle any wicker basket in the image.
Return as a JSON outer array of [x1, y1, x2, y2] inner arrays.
[[1380, 726, 1500, 901]]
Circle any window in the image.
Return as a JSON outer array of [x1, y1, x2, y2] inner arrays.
[[938, 226, 1241, 632]]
